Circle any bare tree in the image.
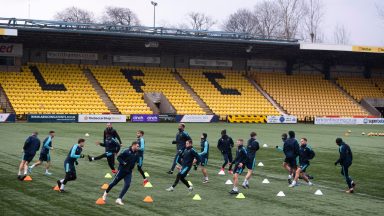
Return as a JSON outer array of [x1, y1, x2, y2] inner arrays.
[[254, 1, 282, 39], [223, 8, 257, 35], [277, 0, 306, 39], [54, 7, 95, 23], [333, 24, 350, 45], [101, 6, 140, 26], [302, 0, 324, 42], [187, 12, 216, 31]]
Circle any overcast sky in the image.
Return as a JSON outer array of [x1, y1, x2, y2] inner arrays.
[[2, 0, 384, 46]]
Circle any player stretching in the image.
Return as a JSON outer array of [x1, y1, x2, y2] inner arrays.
[[136, 130, 149, 185], [199, 133, 209, 183], [102, 141, 140, 205], [229, 139, 248, 195], [242, 132, 259, 189], [88, 134, 120, 173], [217, 129, 234, 174], [29, 131, 55, 175], [167, 123, 191, 174], [18, 132, 40, 180], [166, 140, 201, 192], [334, 138, 356, 193], [289, 138, 314, 187], [56, 139, 85, 192]]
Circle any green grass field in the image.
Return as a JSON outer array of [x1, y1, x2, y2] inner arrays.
[[1, 123, 384, 216]]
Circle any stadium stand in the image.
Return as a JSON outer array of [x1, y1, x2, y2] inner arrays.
[[0, 63, 109, 114], [253, 72, 369, 121], [178, 69, 279, 116], [373, 78, 384, 93], [336, 77, 384, 102], [88, 65, 204, 115]]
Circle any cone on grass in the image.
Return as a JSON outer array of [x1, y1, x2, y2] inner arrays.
[[192, 194, 202, 200], [101, 183, 109, 190], [257, 162, 264, 167], [24, 176, 32, 181], [53, 185, 60, 191], [218, 170, 225, 175], [143, 196, 153, 203], [144, 172, 150, 178], [276, 191, 285, 197], [225, 179, 233, 185], [96, 198, 106, 205], [314, 189, 323, 195], [262, 179, 270, 184], [105, 173, 112, 179], [263, 144, 268, 148], [236, 193, 245, 199], [144, 182, 153, 188]]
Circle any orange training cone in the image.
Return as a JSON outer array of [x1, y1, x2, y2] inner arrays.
[[53, 185, 60, 191], [96, 198, 106, 205], [101, 183, 109, 190], [24, 176, 32, 181], [143, 196, 153, 203]]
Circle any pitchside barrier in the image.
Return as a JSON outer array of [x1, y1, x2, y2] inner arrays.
[[78, 114, 126, 123], [227, 115, 267, 123], [314, 117, 384, 125], [0, 113, 16, 122], [27, 114, 78, 123], [267, 115, 297, 124], [176, 115, 219, 123], [130, 114, 219, 123]]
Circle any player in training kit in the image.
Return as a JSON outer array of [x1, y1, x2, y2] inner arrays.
[[283, 131, 300, 184], [88, 134, 120, 173], [289, 138, 314, 187], [136, 130, 149, 185], [102, 141, 140, 205], [18, 132, 40, 180], [242, 132, 259, 189], [217, 129, 234, 174], [104, 123, 122, 146], [229, 139, 248, 195], [167, 123, 191, 174], [166, 140, 201, 192], [334, 138, 356, 193], [29, 131, 55, 175], [199, 133, 209, 183], [56, 139, 85, 192]]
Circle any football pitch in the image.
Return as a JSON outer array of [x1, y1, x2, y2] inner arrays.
[[1, 123, 384, 216]]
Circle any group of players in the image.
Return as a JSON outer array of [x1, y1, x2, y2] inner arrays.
[[17, 122, 356, 205]]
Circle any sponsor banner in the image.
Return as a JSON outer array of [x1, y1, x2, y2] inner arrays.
[[47, 51, 98, 60], [113, 55, 160, 64], [267, 115, 297, 124], [0, 113, 16, 122], [159, 114, 177, 123], [227, 115, 267, 123], [315, 117, 384, 125], [0, 28, 18, 36], [176, 115, 219, 123], [78, 114, 126, 123], [190, 59, 232, 67], [352, 46, 384, 53], [131, 114, 159, 123], [0, 43, 22, 57], [27, 114, 77, 123]]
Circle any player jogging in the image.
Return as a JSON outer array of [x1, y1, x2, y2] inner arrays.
[[283, 131, 299, 184], [334, 138, 356, 193], [199, 133, 209, 183], [102, 141, 140, 205], [88, 134, 120, 173], [167, 123, 191, 174], [217, 129, 234, 174], [289, 138, 314, 187], [29, 131, 55, 175], [104, 123, 122, 146], [18, 132, 40, 180], [166, 140, 201, 192], [136, 130, 149, 185], [242, 132, 259, 189], [229, 139, 248, 195], [56, 138, 85, 192]]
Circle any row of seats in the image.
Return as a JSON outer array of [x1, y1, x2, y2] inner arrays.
[[336, 77, 384, 102], [0, 63, 109, 114], [253, 72, 369, 121], [179, 69, 279, 116]]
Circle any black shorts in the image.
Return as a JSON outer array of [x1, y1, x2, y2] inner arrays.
[[200, 156, 208, 166], [39, 153, 51, 162], [233, 163, 245, 175], [22, 153, 36, 163], [284, 157, 297, 168], [246, 158, 256, 170], [299, 163, 309, 172]]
